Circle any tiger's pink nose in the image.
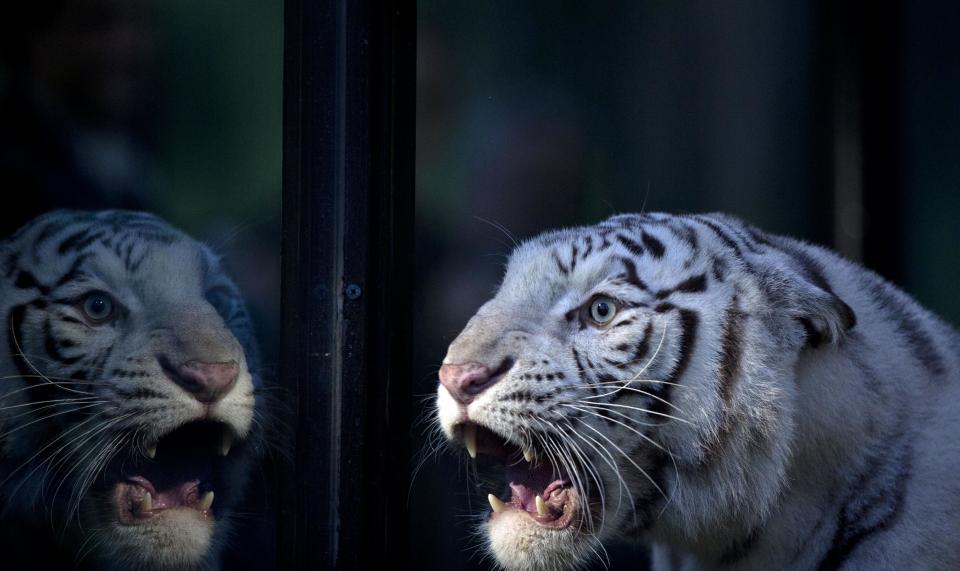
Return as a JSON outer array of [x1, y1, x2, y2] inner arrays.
[[439, 362, 495, 405], [166, 358, 239, 403]]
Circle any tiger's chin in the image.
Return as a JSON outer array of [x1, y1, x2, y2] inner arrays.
[[100, 507, 216, 569], [456, 423, 602, 571], [86, 420, 246, 569], [485, 489, 597, 571], [106, 479, 216, 569]]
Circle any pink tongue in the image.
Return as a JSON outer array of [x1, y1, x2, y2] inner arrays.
[[155, 481, 200, 508], [506, 459, 567, 513], [509, 479, 570, 512], [509, 482, 538, 512], [127, 475, 201, 509]]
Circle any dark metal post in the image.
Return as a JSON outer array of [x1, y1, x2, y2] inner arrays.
[[279, 0, 415, 568], [815, 0, 904, 280], [858, 0, 904, 283]]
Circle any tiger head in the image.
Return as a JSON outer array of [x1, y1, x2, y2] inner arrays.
[[0, 210, 262, 569], [435, 213, 856, 570]]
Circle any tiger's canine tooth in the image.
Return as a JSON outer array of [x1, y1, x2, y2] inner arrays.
[[535, 495, 548, 516], [199, 491, 215, 511], [220, 429, 233, 456], [146, 443, 157, 459], [140, 491, 153, 513], [464, 423, 477, 459], [488, 493, 508, 513], [523, 448, 534, 463]]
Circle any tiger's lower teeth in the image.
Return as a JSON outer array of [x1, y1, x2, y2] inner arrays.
[[535, 495, 548, 516], [487, 490, 564, 518]]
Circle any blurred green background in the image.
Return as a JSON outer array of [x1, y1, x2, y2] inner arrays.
[[153, 0, 282, 229], [412, 2, 960, 570]]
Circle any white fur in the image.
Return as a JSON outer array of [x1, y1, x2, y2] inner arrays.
[[437, 212, 960, 570]]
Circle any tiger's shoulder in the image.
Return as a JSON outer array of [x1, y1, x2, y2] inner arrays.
[[649, 211, 960, 569]]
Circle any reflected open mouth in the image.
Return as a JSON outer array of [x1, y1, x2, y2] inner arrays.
[[112, 421, 235, 525], [459, 422, 579, 529]]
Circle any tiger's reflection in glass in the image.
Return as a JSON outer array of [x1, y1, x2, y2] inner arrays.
[[0, 210, 265, 570]]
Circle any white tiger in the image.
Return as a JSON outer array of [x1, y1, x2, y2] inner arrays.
[[0, 210, 263, 570], [435, 212, 960, 570]]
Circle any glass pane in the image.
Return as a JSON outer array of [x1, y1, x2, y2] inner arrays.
[[0, 1, 281, 569]]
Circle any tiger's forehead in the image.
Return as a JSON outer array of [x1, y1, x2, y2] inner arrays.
[[5, 210, 209, 295], [499, 215, 706, 307]]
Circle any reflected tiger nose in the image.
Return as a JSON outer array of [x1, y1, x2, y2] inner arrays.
[[161, 355, 239, 403], [439, 362, 495, 404]]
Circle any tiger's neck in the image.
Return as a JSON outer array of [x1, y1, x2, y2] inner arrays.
[[648, 337, 914, 568]]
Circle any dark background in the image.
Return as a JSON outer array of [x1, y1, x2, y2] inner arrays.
[[410, 1, 960, 569]]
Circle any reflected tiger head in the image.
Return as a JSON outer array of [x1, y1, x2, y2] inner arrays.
[[0, 210, 264, 570]]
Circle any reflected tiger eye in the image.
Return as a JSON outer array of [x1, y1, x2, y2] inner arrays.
[[81, 292, 116, 324]]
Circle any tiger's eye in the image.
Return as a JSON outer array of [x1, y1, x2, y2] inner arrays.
[[81, 292, 116, 323], [589, 297, 618, 325]]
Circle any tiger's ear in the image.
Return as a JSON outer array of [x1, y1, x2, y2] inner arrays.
[[757, 255, 857, 348], [791, 281, 856, 348]]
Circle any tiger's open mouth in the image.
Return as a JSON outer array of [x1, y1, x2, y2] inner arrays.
[[110, 421, 236, 525], [458, 422, 579, 529]]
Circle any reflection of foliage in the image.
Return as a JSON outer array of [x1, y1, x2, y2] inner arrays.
[[153, 0, 282, 233]]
